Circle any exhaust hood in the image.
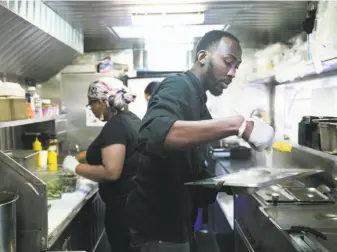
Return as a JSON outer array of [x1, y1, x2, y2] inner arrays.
[[0, 1, 84, 82]]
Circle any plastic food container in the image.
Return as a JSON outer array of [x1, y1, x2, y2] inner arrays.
[[34, 170, 63, 200], [46, 178, 62, 200], [59, 172, 78, 193], [42, 99, 51, 118]]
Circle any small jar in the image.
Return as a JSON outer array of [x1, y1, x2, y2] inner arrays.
[[42, 99, 51, 118]]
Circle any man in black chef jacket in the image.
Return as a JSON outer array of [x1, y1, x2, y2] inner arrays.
[[126, 30, 275, 252]]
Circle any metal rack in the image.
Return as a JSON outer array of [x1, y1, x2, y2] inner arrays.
[[0, 115, 66, 129]]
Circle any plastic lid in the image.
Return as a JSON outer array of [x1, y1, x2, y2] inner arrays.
[[42, 99, 51, 104]]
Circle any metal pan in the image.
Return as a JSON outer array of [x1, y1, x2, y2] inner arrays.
[[185, 168, 324, 194]]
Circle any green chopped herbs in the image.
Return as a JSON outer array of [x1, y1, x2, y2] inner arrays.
[[46, 180, 62, 200], [59, 172, 78, 193], [43, 171, 78, 200]]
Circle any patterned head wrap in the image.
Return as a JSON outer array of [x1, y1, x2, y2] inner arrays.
[[87, 77, 136, 110]]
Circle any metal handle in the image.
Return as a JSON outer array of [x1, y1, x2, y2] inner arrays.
[[235, 220, 256, 252], [62, 236, 72, 251], [26, 182, 40, 196], [271, 192, 279, 206], [259, 206, 269, 217], [258, 207, 283, 230]]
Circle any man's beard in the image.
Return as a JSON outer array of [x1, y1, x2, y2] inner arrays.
[[205, 62, 223, 97]]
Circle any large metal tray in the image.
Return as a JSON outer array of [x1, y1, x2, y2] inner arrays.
[[184, 168, 323, 194], [260, 204, 337, 230], [261, 205, 337, 252]]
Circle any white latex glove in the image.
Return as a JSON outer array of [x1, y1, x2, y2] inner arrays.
[[62, 155, 80, 173], [238, 119, 275, 151]]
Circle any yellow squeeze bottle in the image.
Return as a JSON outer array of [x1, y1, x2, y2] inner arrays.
[[33, 137, 44, 169], [33, 137, 42, 151], [48, 150, 58, 171], [48, 139, 58, 171]]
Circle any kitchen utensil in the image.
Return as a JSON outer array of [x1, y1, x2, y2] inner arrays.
[[184, 168, 324, 194], [67, 143, 80, 155], [317, 184, 331, 194]]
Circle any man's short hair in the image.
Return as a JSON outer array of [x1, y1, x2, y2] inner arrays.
[[144, 81, 160, 96], [195, 30, 240, 60]]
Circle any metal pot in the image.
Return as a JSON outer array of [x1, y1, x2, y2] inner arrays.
[[0, 192, 19, 252], [318, 122, 337, 153]]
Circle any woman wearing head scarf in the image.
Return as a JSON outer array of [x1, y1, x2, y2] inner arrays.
[[62, 77, 141, 252]]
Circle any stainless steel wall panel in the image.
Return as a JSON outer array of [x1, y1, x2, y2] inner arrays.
[[60, 73, 116, 150], [1, 0, 83, 53]]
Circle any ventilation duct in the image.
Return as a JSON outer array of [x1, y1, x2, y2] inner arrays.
[[0, 1, 84, 81]]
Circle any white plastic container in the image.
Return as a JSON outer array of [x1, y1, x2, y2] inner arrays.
[[34, 95, 43, 119], [27, 86, 36, 113]]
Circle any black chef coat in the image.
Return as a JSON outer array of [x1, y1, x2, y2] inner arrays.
[[127, 71, 214, 243]]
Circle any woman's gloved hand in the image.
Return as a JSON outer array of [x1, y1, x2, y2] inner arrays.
[[62, 155, 80, 173], [238, 118, 275, 151]]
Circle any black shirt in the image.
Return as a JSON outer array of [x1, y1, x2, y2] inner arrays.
[[127, 71, 212, 242], [86, 110, 141, 203]]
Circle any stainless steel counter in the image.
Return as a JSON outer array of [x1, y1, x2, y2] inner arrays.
[[48, 179, 98, 248], [213, 146, 337, 252]]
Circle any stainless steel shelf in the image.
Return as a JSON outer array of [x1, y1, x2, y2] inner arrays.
[[0, 115, 67, 128], [248, 57, 337, 85]]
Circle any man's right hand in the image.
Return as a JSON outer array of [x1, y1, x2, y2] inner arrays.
[[241, 119, 275, 151]]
